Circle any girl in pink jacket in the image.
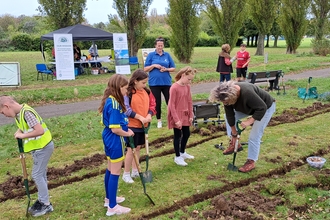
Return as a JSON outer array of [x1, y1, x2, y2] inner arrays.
[[167, 66, 196, 166]]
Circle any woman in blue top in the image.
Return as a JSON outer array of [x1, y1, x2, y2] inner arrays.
[[98, 74, 134, 216], [144, 36, 176, 128]]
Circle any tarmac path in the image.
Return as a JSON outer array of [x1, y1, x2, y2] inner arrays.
[[1, 68, 329, 126]]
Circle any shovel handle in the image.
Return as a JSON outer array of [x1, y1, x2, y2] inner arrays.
[[142, 122, 151, 134], [19, 154, 29, 179], [129, 136, 143, 174], [17, 138, 28, 179], [128, 136, 135, 149], [145, 134, 149, 155], [17, 138, 24, 153], [308, 76, 312, 84], [142, 123, 150, 155], [306, 77, 312, 90], [132, 148, 142, 173], [236, 120, 245, 135]]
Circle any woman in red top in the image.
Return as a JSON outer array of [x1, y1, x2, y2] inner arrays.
[[167, 66, 196, 166], [235, 43, 250, 81]]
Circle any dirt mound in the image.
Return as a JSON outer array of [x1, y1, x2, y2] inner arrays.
[[202, 190, 283, 219]]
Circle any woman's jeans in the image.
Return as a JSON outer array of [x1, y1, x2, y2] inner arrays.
[[225, 102, 276, 161]]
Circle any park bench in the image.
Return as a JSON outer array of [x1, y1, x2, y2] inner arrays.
[[247, 70, 283, 90]]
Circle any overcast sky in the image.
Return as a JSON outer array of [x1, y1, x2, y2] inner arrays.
[[1, 0, 167, 24]]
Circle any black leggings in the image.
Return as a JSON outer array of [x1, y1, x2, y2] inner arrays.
[[173, 126, 190, 157], [150, 86, 171, 119]]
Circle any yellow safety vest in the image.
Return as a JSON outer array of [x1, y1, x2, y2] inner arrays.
[[15, 104, 52, 153]]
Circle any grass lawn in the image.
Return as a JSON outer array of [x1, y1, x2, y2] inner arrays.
[[0, 39, 330, 219]]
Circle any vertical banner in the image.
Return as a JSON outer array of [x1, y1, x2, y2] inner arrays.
[[113, 33, 131, 74], [54, 34, 75, 80]]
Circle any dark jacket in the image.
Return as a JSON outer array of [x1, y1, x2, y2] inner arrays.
[[224, 82, 275, 126], [216, 56, 233, 73]]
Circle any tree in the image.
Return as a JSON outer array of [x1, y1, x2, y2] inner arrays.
[[94, 22, 106, 30], [0, 14, 17, 33], [0, 26, 6, 39], [199, 11, 215, 36], [16, 15, 38, 34], [240, 18, 259, 47], [279, 0, 310, 54], [269, 20, 281, 47], [37, 0, 87, 30], [107, 14, 126, 33], [311, 0, 330, 41], [204, 0, 247, 50], [112, 0, 152, 57], [147, 9, 169, 36], [167, 0, 202, 63], [248, 0, 278, 55]]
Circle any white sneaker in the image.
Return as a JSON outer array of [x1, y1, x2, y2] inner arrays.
[[180, 152, 195, 159], [106, 204, 131, 216], [174, 156, 188, 166], [122, 174, 134, 183], [131, 171, 139, 178], [104, 197, 125, 207], [157, 121, 162, 128]]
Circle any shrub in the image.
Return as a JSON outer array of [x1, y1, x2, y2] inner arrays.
[[31, 36, 42, 51], [0, 39, 13, 51], [11, 34, 33, 51], [141, 35, 170, 48], [311, 38, 330, 56]]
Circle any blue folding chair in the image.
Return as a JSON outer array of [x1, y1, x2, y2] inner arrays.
[[36, 64, 54, 81], [129, 56, 140, 68]]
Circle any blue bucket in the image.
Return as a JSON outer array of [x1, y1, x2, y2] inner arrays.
[[74, 68, 79, 76]]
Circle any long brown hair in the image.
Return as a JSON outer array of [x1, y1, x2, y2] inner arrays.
[[98, 74, 128, 113], [174, 66, 197, 81], [127, 69, 150, 97]]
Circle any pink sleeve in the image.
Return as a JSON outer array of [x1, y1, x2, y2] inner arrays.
[[148, 91, 157, 116], [188, 85, 194, 118], [168, 87, 179, 123], [225, 57, 231, 65]]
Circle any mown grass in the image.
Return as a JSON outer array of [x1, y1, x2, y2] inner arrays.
[[1, 38, 329, 105], [0, 39, 330, 219]]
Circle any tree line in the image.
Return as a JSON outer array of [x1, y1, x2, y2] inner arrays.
[[1, 0, 330, 63]]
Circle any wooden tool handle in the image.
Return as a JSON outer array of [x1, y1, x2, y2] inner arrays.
[[132, 149, 142, 173], [145, 134, 149, 155], [20, 153, 28, 179]]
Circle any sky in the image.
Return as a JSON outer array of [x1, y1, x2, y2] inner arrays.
[[2, 0, 168, 24]]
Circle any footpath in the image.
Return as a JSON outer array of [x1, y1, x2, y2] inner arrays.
[[1, 68, 330, 126]]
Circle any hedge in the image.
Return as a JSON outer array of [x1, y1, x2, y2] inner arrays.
[[5, 33, 244, 52]]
